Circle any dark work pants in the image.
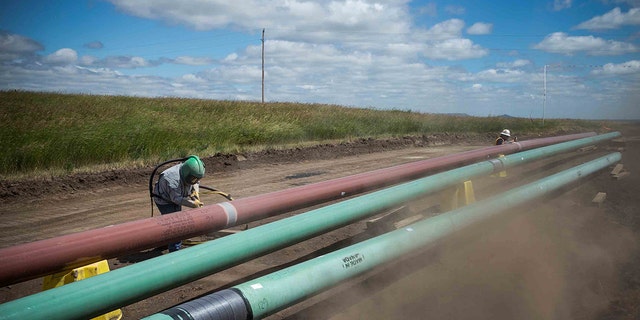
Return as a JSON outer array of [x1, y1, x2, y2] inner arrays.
[[156, 202, 182, 252]]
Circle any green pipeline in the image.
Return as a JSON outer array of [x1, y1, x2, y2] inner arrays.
[[0, 132, 620, 320], [147, 152, 622, 320]]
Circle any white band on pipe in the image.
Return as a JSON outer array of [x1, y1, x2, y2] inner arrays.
[[217, 202, 239, 227]]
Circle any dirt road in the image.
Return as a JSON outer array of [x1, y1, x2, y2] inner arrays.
[[1, 126, 639, 319]]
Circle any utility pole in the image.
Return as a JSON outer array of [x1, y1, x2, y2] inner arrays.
[[261, 28, 265, 104], [543, 64, 547, 128]]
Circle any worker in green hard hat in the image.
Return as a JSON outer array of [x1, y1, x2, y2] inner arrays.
[[153, 155, 205, 252]]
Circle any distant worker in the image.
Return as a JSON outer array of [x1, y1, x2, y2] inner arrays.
[[495, 129, 517, 145], [153, 155, 205, 252]]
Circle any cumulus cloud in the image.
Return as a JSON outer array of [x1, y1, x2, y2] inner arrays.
[[421, 19, 465, 40], [575, 7, 640, 30], [105, 2, 486, 63], [534, 32, 637, 55], [79, 55, 100, 66], [0, 31, 44, 53], [422, 38, 489, 60], [223, 53, 238, 62], [383, 42, 423, 58], [3, 1, 637, 119], [410, 19, 488, 60], [467, 22, 493, 35], [107, 0, 411, 45], [591, 60, 640, 75], [44, 48, 78, 64], [0, 31, 44, 60]]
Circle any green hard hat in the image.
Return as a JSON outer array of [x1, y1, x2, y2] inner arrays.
[[180, 155, 205, 184]]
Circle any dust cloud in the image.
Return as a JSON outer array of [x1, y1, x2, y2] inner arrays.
[[320, 196, 636, 320]]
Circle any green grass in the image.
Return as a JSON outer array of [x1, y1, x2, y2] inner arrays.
[[0, 90, 607, 177]]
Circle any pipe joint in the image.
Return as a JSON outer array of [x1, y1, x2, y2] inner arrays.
[[513, 141, 523, 151], [488, 158, 505, 172], [159, 288, 249, 320]]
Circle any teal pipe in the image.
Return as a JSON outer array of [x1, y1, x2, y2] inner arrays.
[[147, 152, 622, 320], [0, 132, 620, 320]]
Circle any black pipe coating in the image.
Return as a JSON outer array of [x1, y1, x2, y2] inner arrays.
[[160, 288, 250, 320]]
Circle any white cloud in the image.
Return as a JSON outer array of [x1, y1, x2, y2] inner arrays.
[[3, 2, 638, 119], [101, 56, 152, 68], [326, 0, 385, 27], [0, 31, 44, 54], [575, 7, 640, 30], [467, 22, 493, 35], [475, 68, 527, 83], [173, 56, 215, 65], [44, 48, 78, 64], [79, 55, 99, 66], [591, 60, 640, 75], [107, 0, 412, 45], [419, 19, 465, 41], [106, 2, 486, 63], [75, 65, 124, 76], [297, 84, 320, 90], [201, 64, 262, 84], [384, 42, 422, 57], [534, 32, 637, 55], [180, 74, 207, 83], [422, 38, 489, 60], [221, 53, 238, 63]]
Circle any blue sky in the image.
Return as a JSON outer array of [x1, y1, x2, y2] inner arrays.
[[1, 0, 639, 119]]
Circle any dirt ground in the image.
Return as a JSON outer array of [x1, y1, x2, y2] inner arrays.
[[0, 125, 639, 319]]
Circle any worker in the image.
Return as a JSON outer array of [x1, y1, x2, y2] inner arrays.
[[495, 129, 517, 145], [153, 155, 205, 252]]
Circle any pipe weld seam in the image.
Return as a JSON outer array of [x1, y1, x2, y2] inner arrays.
[[488, 158, 504, 172], [514, 142, 523, 151], [217, 202, 238, 228]]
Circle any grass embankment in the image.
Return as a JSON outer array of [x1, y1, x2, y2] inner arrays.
[[0, 91, 605, 178]]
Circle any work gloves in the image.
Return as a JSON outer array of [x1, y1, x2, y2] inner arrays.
[[181, 198, 204, 208], [190, 189, 200, 202], [182, 185, 204, 208]]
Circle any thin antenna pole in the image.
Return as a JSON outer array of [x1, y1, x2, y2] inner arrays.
[[261, 28, 265, 104]]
